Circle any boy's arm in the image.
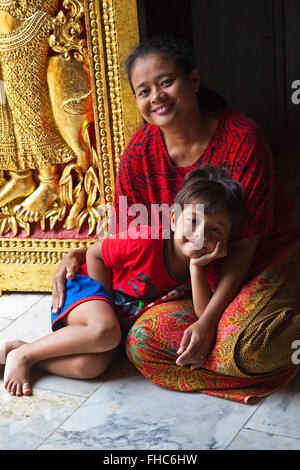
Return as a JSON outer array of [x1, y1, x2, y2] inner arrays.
[[190, 265, 212, 318], [177, 235, 261, 369], [199, 234, 261, 327], [86, 240, 112, 297], [189, 239, 227, 318]]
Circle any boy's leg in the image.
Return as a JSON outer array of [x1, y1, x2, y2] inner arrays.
[[3, 300, 121, 396], [37, 347, 119, 380]]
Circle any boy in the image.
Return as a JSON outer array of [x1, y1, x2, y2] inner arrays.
[[0, 165, 243, 396]]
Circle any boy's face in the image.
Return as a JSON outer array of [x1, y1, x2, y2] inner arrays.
[[171, 202, 232, 259]]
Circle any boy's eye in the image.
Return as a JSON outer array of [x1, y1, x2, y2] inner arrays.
[[186, 217, 197, 225], [138, 89, 148, 97], [212, 227, 221, 235]]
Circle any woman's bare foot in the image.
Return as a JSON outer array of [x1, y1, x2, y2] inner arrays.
[[3, 346, 32, 396]]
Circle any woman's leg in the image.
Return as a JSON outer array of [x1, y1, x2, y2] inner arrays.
[[2, 300, 121, 396], [125, 237, 300, 402]]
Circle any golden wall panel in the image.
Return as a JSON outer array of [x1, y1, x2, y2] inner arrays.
[[0, 0, 141, 294]]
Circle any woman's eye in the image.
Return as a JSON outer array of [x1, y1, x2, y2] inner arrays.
[[161, 79, 174, 87], [212, 228, 221, 235]]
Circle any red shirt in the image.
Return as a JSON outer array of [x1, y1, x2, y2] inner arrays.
[[111, 110, 298, 288], [101, 226, 185, 301]]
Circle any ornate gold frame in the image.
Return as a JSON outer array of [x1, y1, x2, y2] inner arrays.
[[0, 0, 141, 295]]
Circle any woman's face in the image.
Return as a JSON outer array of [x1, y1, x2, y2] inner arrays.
[[130, 53, 200, 129]]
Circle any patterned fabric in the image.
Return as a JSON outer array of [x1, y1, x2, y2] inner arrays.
[[125, 235, 300, 403]]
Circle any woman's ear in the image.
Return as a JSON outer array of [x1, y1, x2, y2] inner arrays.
[[190, 68, 201, 93], [170, 209, 176, 232]]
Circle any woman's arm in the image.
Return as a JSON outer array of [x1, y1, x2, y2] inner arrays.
[[86, 240, 112, 297], [52, 247, 88, 313], [176, 234, 261, 369], [51, 135, 138, 313]]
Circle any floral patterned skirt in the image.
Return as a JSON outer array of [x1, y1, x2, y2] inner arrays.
[[125, 235, 300, 403]]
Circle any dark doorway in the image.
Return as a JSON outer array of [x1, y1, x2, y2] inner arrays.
[[137, 0, 300, 151]]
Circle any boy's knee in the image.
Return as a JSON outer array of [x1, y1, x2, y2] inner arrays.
[[91, 319, 122, 350]]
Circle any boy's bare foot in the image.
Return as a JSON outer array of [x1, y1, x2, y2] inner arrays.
[[0, 340, 26, 369], [3, 346, 32, 396]]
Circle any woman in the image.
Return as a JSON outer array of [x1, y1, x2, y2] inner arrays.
[[52, 35, 300, 403]]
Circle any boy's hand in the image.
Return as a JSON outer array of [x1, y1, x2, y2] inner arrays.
[[190, 240, 227, 268], [176, 316, 217, 370]]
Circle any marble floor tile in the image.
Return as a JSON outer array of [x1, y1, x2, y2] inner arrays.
[[1, 292, 300, 452], [244, 371, 300, 440], [0, 316, 13, 332], [0, 387, 84, 450], [0, 294, 51, 341], [227, 428, 300, 450], [0, 293, 45, 320], [39, 357, 259, 451]]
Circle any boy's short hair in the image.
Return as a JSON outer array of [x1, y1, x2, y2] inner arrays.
[[174, 164, 245, 234]]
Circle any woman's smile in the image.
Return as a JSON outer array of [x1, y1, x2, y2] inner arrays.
[[151, 102, 175, 115]]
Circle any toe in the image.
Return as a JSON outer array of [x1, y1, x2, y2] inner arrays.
[[23, 383, 32, 396], [4, 378, 10, 392], [6, 380, 13, 394], [16, 383, 23, 396], [10, 382, 18, 396]]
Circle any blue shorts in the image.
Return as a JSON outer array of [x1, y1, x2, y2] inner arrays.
[[51, 274, 112, 331]]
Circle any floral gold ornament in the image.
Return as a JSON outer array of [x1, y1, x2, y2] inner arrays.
[[49, 0, 87, 63]]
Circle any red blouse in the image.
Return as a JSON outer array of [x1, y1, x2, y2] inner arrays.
[[111, 110, 297, 288]]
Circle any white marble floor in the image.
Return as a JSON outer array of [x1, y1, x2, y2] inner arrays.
[[0, 292, 300, 451]]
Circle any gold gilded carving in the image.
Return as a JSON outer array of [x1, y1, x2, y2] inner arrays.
[[49, 0, 87, 63], [0, 1, 77, 229], [0, 237, 94, 294], [0, 0, 141, 294], [0, 0, 95, 234], [0, 237, 94, 264]]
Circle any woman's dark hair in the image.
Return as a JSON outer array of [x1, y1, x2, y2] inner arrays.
[[174, 164, 245, 234], [126, 33, 226, 111]]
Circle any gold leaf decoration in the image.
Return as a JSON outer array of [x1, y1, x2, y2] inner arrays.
[[49, 0, 88, 63]]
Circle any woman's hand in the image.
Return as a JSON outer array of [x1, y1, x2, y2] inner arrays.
[[51, 251, 82, 314], [190, 240, 227, 268], [176, 316, 217, 370]]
